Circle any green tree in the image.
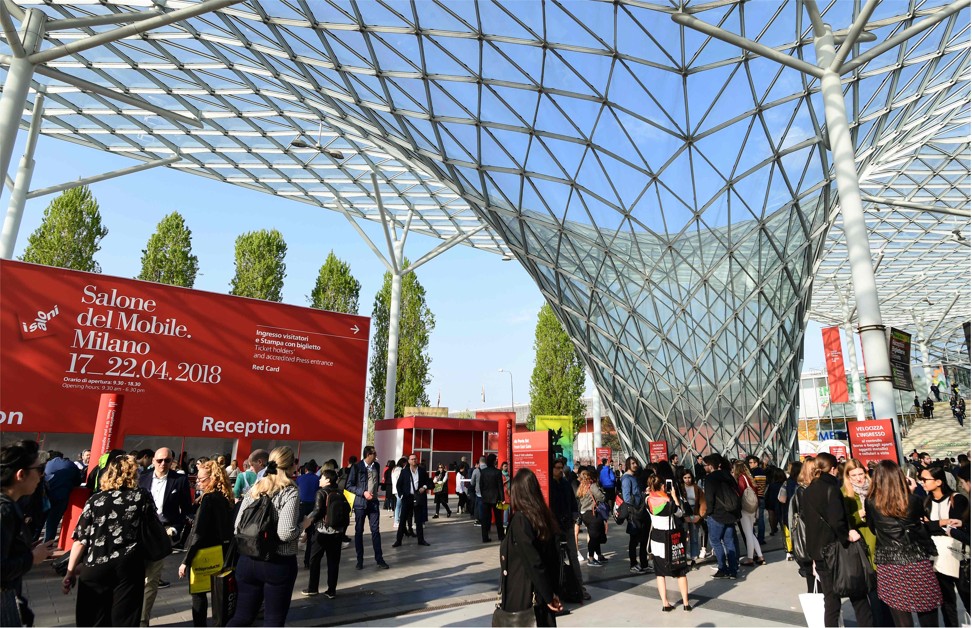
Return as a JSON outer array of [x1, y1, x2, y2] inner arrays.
[[136, 212, 199, 287], [229, 229, 287, 301], [528, 303, 586, 435], [309, 251, 360, 314], [366, 261, 435, 428], [20, 186, 108, 272]]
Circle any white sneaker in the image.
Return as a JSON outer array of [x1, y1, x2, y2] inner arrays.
[[577, 552, 586, 562], [698, 548, 707, 559]]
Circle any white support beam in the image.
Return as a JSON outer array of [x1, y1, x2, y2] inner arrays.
[[404, 224, 487, 274], [839, 0, 970, 75], [46, 10, 161, 32], [25, 156, 180, 200], [671, 12, 824, 79], [926, 292, 962, 343], [28, 0, 245, 65], [0, 0, 24, 58], [861, 193, 971, 218], [34, 65, 202, 128], [0, 91, 42, 259], [383, 239, 404, 421], [830, 0, 879, 72], [333, 202, 394, 274], [0, 9, 42, 188], [371, 173, 400, 275], [2, 0, 23, 22], [4, 174, 12, 192]]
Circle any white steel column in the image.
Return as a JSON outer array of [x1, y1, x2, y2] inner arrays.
[[0, 9, 43, 187], [814, 26, 901, 458], [383, 240, 404, 420], [0, 91, 42, 259], [591, 381, 602, 452]]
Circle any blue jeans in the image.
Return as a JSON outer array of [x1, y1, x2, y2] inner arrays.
[[706, 516, 738, 575], [354, 500, 384, 566], [756, 497, 766, 542], [686, 522, 700, 559], [227, 555, 298, 627]]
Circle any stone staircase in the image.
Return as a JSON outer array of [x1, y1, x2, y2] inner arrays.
[[902, 400, 970, 459]]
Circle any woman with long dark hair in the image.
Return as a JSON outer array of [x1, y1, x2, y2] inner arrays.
[[866, 460, 941, 627], [1, 440, 54, 627], [801, 452, 873, 627], [920, 465, 968, 627], [497, 468, 562, 627], [178, 460, 234, 626], [681, 470, 706, 567]]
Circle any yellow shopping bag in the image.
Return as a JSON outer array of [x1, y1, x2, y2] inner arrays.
[[189, 545, 224, 594], [344, 490, 356, 508]]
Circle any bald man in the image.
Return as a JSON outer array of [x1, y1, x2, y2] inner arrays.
[[138, 447, 191, 625]]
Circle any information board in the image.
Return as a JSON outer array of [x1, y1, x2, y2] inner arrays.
[[847, 420, 899, 467], [512, 431, 550, 505], [648, 440, 668, 463], [887, 328, 914, 391], [595, 447, 612, 466], [0, 260, 369, 453]]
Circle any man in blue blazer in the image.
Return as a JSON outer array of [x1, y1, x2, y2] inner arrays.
[[346, 445, 389, 570]]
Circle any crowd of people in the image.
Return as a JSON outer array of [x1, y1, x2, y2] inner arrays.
[[1, 438, 969, 627]]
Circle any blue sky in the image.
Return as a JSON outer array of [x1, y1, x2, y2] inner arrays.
[[9, 133, 833, 414]]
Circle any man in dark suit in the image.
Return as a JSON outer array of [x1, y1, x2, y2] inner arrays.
[[392, 453, 432, 547], [478, 453, 506, 542], [139, 447, 191, 626], [347, 445, 389, 570]]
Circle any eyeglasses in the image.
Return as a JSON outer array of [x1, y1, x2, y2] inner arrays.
[[155, 458, 171, 464], [920, 476, 935, 482]]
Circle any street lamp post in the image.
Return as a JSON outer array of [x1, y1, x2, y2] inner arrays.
[[498, 369, 514, 414]]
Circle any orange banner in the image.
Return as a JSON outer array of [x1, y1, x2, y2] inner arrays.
[[823, 326, 849, 403]]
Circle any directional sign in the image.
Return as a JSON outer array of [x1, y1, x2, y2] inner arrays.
[[0, 260, 370, 450]]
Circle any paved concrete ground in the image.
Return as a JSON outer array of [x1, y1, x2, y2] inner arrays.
[[25, 506, 844, 627]]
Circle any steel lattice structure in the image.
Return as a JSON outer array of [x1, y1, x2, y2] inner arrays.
[[1, 0, 969, 462]]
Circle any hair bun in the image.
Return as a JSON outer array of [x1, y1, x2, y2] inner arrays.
[[265, 461, 278, 475]]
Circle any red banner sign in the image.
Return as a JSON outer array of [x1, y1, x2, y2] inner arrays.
[[0, 261, 369, 455], [595, 447, 612, 466], [829, 445, 848, 460], [823, 326, 849, 403], [847, 420, 898, 467], [512, 431, 550, 505], [648, 440, 668, 463]]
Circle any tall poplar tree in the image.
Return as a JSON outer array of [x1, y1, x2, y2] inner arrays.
[[366, 261, 435, 427], [137, 212, 199, 287], [229, 229, 287, 301], [528, 303, 586, 434], [309, 251, 360, 314], [20, 186, 108, 272]]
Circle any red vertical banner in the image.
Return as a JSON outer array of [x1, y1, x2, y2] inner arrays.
[[495, 414, 514, 472], [648, 440, 668, 463], [89, 393, 124, 477], [823, 326, 849, 403], [512, 432, 550, 505], [595, 447, 612, 466]]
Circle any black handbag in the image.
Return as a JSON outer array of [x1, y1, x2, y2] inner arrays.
[[139, 498, 173, 562], [811, 493, 875, 597], [493, 519, 551, 628]]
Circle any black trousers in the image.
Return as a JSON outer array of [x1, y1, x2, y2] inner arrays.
[[191, 592, 208, 627], [628, 525, 649, 568], [396, 496, 424, 543], [75, 552, 144, 627], [814, 560, 873, 627], [434, 492, 452, 515], [481, 502, 504, 541], [890, 607, 940, 627], [936, 571, 963, 627], [457, 492, 468, 513], [307, 532, 342, 594], [299, 501, 314, 567], [581, 512, 605, 558]]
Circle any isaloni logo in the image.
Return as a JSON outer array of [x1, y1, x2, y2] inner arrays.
[[19, 304, 59, 340]]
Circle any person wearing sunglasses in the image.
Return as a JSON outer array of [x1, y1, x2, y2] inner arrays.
[[138, 447, 192, 626], [1, 440, 54, 626]]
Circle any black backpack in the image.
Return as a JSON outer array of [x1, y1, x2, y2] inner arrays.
[[324, 491, 351, 531], [712, 475, 742, 520], [235, 494, 278, 561]]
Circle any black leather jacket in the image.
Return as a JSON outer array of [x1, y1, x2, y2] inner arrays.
[[307, 486, 342, 532], [864, 494, 936, 565]]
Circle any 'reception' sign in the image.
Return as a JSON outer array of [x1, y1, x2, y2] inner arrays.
[[0, 261, 370, 448], [847, 419, 899, 467]]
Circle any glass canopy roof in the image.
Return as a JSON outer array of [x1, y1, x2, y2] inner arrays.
[[2, 0, 969, 460]]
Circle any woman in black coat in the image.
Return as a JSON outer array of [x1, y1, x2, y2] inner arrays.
[[800, 453, 873, 628], [497, 469, 562, 627], [178, 460, 234, 627]]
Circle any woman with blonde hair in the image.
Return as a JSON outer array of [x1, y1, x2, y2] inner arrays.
[[576, 470, 607, 565], [62, 455, 166, 626], [228, 447, 301, 627], [178, 460, 234, 626], [732, 461, 764, 566]]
